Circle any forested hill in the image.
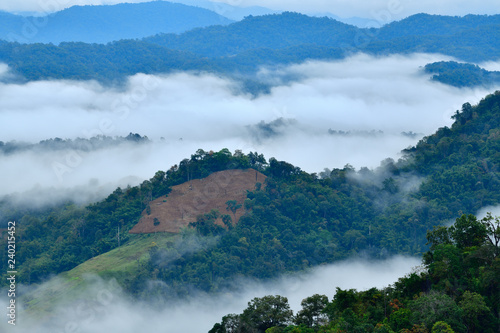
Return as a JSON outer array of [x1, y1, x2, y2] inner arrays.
[[209, 214, 500, 333], [1, 91, 500, 297], [144, 12, 500, 59], [143, 12, 359, 57], [0, 1, 233, 44], [0, 13, 499, 85], [424, 61, 500, 88], [377, 13, 500, 38]]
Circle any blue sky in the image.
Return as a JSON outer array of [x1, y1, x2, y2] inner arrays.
[[1, 0, 498, 19]]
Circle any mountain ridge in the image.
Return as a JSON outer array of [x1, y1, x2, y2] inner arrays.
[[0, 1, 234, 44]]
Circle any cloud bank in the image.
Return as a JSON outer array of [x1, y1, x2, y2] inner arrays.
[[0, 256, 421, 333], [0, 53, 495, 204]]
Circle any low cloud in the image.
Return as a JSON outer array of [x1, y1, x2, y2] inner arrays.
[[0, 255, 421, 333], [0, 53, 495, 205]]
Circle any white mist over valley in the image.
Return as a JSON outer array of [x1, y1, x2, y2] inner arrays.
[[0, 54, 493, 203]]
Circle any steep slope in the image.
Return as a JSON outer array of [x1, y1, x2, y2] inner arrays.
[[0, 1, 233, 44], [130, 169, 266, 234]]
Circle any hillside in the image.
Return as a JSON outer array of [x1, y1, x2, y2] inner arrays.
[[1, 92, 500, 301], [210, 213, 500, 332], [144, 12, 500, 61], [130, 169, 266, 234], [144, 12, 359, 57], [0, 1, 233, 44]]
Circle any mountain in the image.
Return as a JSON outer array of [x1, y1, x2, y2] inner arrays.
[[143, 12, 361, 57], [377, 13, 500, 38], [144, 12, 500, 61], [2, 91, 500, 300], [1, 12, 499, 87], [170, 0, 277, 20], [0, 1, 234, 44]]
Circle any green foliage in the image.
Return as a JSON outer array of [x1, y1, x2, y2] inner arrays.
[[242, 295, 294, 332], [294, 294, 329, 328], [432, 321, 455, 333], [409, 291, 465, 332], [211, 213, 500, 332]]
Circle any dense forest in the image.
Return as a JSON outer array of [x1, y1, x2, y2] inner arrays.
[[0, 13, 499, 88], [209, 213, 500, 332], [1, 91, 499, 298]]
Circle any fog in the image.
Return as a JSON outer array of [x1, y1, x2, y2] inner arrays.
[[0, 256, 421, 333], [0, 53, 494, 204]]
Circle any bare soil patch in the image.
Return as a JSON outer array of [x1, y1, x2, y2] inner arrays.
[[129, 169, 266, 234]]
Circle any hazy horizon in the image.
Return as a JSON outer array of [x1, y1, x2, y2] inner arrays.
[[1, 0, 498, 22]]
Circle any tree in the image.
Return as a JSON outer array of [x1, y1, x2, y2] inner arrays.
[[432, 321, 455, 333], [294, 294, 329, 328], [222, 214, 233, 230], [241, 295, 293, 332], [482, 213, 500, 250], [449, 214, 488, 249], [409, 291, 466, 333], [209, 314, 242, 333], [226, 200, 242, 219], [458, 291, 491, 333]]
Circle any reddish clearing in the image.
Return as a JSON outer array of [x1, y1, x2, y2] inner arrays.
[[129, 169, 266, 234]]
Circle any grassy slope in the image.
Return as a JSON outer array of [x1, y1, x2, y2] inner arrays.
[[22, 232, 177, 316]]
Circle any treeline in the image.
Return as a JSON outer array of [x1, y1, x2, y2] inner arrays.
[[209, 213, 500, 333], [0, 133, 149, 155], [0, 13, 499, 88]]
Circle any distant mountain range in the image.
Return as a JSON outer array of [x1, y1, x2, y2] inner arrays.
[[144, 12, 500, 60], [0, 1, 233, 44], [0, 11, 499, 89], [169, 0, 278, 21]]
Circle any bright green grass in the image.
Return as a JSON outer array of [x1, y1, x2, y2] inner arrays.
[[66, 232, 176, 279], [22, 232, 177, 316]]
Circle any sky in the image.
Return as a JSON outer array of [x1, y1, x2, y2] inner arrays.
[[0, 0, 498, 19]]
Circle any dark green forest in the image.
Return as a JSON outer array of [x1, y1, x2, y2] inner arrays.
[[424, 61, 500, 88], [209, 213, 500, 333], [1, 91, 500, 299], [0, 13, 499, 89]]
